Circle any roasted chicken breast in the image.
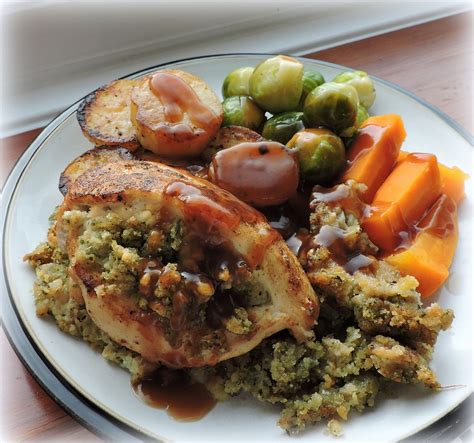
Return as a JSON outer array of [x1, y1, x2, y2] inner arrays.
[[59, 146, 136, 196], [55, 161, 318, 367]]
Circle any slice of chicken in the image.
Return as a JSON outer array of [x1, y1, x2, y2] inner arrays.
[[56, 161, 318, 368], [59, 146, 136, 196]]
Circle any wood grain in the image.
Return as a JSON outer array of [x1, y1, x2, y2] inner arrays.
[[1, 12, 472, 442], [308, 12, 473, 133]]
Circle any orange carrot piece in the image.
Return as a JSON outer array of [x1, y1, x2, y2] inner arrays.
[[398, 151, 468, 204], [397, 151, 409, 162], [386, 194, 458, 297], [386, 250, 449, 298], [342, 114, 406, 203], [362, 153, 441, 251], [438, 163, 469, 204]]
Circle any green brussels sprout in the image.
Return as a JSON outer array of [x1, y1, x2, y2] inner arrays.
[[222, 96, 266, 131], [300, 70, 325, 104], [340, 104, 370, 138], [356, 103, 370, 125], [222, 67, 254, 98], [332, 70, 376, 109], [303, 82, 359, 135], [249, 55, 304, 113], [287, 128, 346, 184], [262, 111, 305, 144]]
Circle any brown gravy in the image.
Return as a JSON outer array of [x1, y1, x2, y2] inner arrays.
[[286, 229, 313, 265], [311, 184, 370, 220], [309, 184, 376, 273], [262, 194, 310, 240], [262, 205, 294, 235], [165, 180, 264, 232], [313, 225, 374, 273], [205, 287, 240, 329], [209, 142, 299, 207], [149, 72, 219, 138], [345, 124, 387, 165], [382, 193, 457, 257], [311, 181, 457, 264], [133, 368, 216, 421], [416, 193, 456, 238], [137, 232, 252, 334]]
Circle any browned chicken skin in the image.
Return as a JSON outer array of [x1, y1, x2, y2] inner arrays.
[[55, 161, 318, 367]]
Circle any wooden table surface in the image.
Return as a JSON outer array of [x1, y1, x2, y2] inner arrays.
[[1, 12, 472, 442]]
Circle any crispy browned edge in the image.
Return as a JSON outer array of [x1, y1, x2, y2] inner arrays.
[[76, 82, 140, 150], [58, 146, 136, 196]]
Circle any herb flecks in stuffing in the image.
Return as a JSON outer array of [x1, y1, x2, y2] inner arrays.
[[193, 182, 453, 434], [24, 180, 454, 436]]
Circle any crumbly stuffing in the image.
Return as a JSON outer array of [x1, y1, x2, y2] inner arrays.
[[25, 205, 258, 372], [25, 240, 154, 380], [223, 307, 253, 335], [307, 182, 454, 357], [24, 181, 454, 436], [327, 419, 343, 436], [193, 182, 453, 435]]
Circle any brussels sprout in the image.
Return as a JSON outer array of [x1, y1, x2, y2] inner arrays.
[[222, 67, 254, 98], [340, 104, 370, 138], [303, 82, 359, 135], [300, 70, 325, 105], [262, 112, 305, 144], [356, 103, 369, 125], [249, 55, 304, 113], [222, 96, 266, 131], [287, 128, 346, 184], [332, 70, 376, 109]]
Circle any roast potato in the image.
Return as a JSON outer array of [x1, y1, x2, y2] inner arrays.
[[77, 79, 140, 150], [130, 69, 223, 158], [201, 125, 264, 161]]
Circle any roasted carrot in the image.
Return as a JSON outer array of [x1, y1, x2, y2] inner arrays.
[[387, 251, 448, 298], [342, 114, 406, 202], [386, 194, 458, 297], [362, 153, 441, 251], [396, 151, 409, 163], [438, 163, 469, 204], [398, 151, 468, 204]]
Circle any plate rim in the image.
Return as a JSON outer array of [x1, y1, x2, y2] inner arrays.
[[1, 52, 472, 442]]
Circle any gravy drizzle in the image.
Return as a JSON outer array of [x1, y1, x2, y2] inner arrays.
[[345, 124, 388, 166], [149, 72, 219, 137], [209, 142, 299, 207], [133, 369, 216, 421], [310, 184, 376, 273], [165, 180, 263, 232]]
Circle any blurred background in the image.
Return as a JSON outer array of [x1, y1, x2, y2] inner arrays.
[[0, 0, 471, 137]]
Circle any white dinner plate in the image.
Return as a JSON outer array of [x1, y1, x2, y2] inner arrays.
[[1, 54, 473, 442]]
